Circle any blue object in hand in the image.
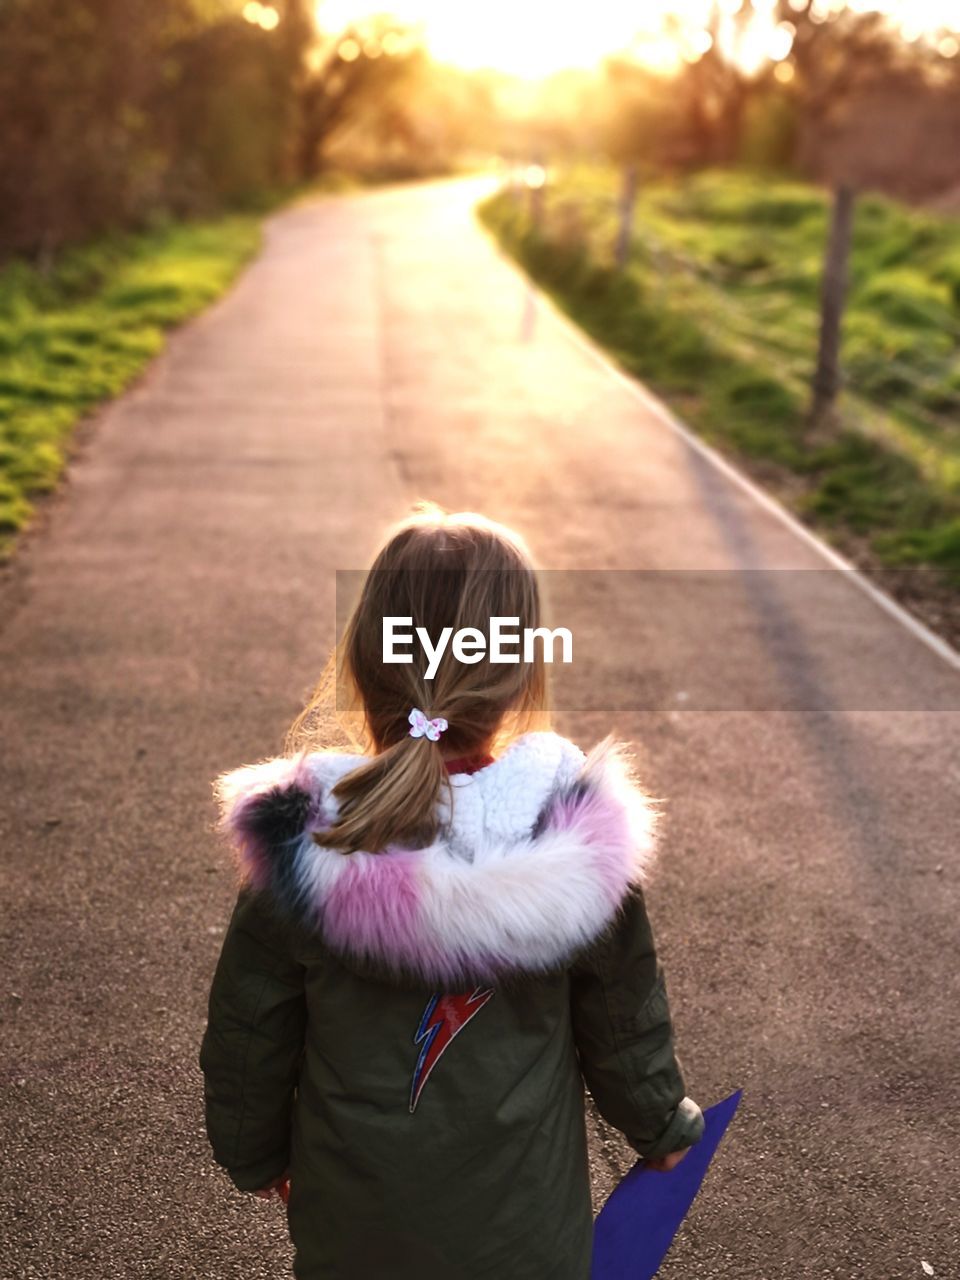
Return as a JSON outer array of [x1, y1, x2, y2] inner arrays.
[[592, 1090, 743, 1280]]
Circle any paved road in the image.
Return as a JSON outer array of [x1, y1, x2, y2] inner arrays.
[[2, 178, 957, 1279]]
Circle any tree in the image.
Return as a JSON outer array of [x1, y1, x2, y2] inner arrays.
[[156, 1, 312, 207], [779, 1, 955, 194], [296, 20, 424, 179], [0, 0, 313, 257], [600, 4, 757, 172], [779, 0, 922, 135]]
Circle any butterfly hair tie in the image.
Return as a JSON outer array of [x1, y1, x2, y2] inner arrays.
[[408, 707, 449, 742]]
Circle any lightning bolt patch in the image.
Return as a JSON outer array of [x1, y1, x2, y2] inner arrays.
[[409, 986, 494, 1114]]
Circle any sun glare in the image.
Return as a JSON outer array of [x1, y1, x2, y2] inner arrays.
[[313, 0, 960, 77]]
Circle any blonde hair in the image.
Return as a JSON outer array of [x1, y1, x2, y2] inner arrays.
[[284, 503, 551, 854]]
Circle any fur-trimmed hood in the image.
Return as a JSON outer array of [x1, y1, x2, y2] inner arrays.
[[213, 732, 659, 987]]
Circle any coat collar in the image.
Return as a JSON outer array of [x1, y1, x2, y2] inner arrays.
[[214, 732, 659, 987]]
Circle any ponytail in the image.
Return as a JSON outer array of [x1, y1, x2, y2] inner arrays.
[[312, 731, 450, 855]]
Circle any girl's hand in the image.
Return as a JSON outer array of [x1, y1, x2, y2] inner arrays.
[[643, 1148, 690, 1173], [252, 1170, 290, 1201]]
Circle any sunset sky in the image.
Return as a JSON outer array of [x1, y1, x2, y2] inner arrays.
[[313, 0, 960, 76]]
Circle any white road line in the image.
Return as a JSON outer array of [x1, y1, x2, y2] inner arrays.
[[494, 241, 960, 676]]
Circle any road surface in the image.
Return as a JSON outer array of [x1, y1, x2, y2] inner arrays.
[[2, 178, 957, 1279]]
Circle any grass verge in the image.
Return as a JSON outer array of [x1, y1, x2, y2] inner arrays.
[[0, 212, 266, 555], [479, 171, 960, 588]]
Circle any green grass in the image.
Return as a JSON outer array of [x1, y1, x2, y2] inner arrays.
[[0, 213, 264, 553], [480, 169, 960, 579]]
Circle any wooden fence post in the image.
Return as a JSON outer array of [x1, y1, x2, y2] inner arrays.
[[615, 165, 639, 270], [811, 184, 856, 424], [527, 158, 546, 230], [506, 158, 522, 203]]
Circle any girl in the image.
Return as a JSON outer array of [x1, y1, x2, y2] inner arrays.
[[199, 505, 704, 1280]]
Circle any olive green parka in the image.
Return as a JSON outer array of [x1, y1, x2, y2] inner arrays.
[[199, 732, 704, 1279]]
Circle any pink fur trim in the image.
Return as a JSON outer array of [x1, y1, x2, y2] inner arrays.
[[324, 851, 424, 969], [213, 736, 659, 981], [545, 739, 659, 904]]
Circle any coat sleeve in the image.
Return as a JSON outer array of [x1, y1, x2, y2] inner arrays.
[[569, 885, 705, 1160], [198, 887, 307, 1192]]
